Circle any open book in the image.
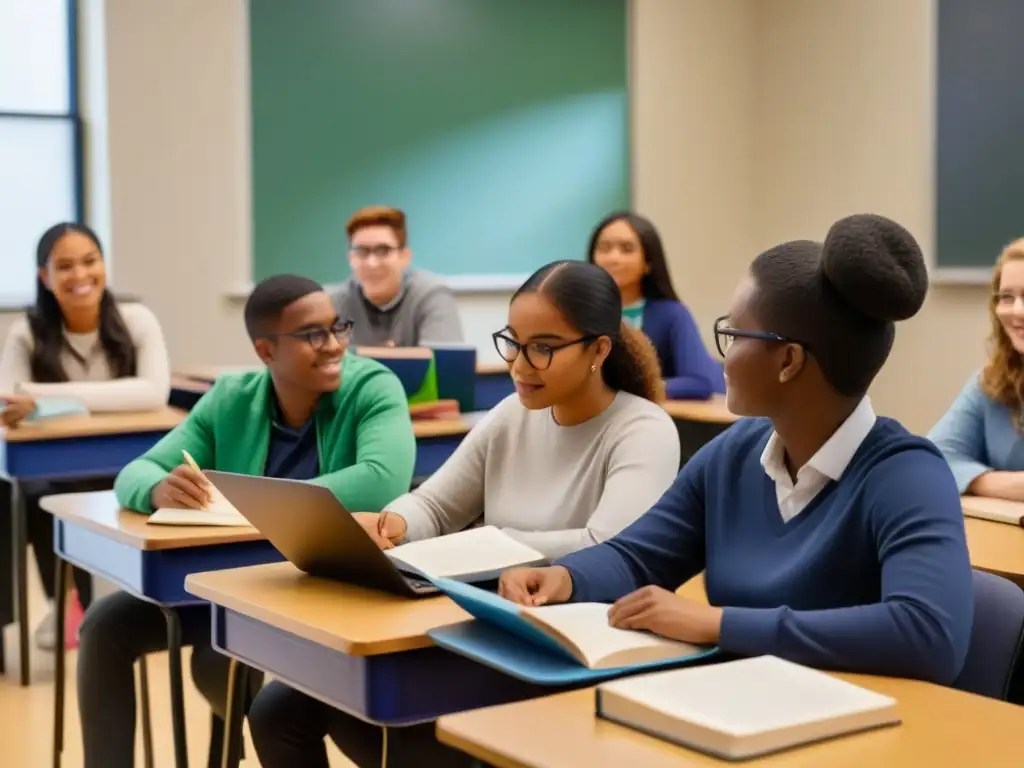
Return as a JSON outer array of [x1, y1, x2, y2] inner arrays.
[[597, 656, 900, 760], [146, 451, 252, 527], [385, 526, 546, 582], [961, 495, 1024, 527], [431, 577, 703, 669]]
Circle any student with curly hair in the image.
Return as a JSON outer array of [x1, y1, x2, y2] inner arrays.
[[248, 260, 682, 768], [502, 214, 974, 687], [929, 239, 1024, 498]]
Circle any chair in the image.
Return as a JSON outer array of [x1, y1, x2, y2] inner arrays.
[[953, 569, 1024, 700]]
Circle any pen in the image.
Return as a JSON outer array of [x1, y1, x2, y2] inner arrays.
[[377, 508, 390, 539], [182, 449, 213, 503]]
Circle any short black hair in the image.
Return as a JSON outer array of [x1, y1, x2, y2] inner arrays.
[[749, 213, 928, 397], [244, 274, 324, 340], [586, 211, 680, 302]]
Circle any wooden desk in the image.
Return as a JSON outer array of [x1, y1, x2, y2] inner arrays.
[[43, 491, 281, 768], [185, 562, 567, 726], [964, 515, 1024, 587], [663, 395, 738, 466], [2, 407, 185, 686], [437, 673, 1024, 768]]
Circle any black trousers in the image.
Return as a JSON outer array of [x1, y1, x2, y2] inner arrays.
[[249, 680, 475, 768], [77, 591, 262, 768]]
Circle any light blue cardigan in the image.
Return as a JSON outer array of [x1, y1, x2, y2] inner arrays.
[[927, 373, 1024, 492]]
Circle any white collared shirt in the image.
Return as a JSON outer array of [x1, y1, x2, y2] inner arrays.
[[760, 397, 877, 523]]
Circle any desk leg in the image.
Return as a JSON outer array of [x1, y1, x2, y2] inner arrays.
[[161, 606, 189, 768], [51, 556, 69, 768], [220, 658, 249, 768], [138, 657, 155, 768], [11, 480, 29, 686]]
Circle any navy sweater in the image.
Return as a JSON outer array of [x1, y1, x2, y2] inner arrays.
[[641, 298, 725, 400], [558, 418, 974, 685]]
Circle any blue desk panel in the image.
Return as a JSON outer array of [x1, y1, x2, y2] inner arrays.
[[474, 372, 514, 412], [211, 606, 565, 726], [413, 433, 467, 477], [5, 432, 168, 482]]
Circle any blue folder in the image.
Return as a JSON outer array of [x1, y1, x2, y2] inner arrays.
[[28, 397, 89, 421], [427, 577, 719, 685]]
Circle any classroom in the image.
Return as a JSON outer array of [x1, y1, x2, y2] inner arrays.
[[1, 0, 1023, 766]]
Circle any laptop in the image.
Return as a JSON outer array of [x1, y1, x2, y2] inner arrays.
[[205, 471, 438, 597]]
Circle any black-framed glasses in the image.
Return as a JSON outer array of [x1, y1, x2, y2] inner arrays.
[[713, 315, 804, 358], [492, 330, 597, 371], [349, 244, 400, 260], [266, 320, 355, 351]]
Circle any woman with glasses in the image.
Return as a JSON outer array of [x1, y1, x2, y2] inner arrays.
[[587, 211, 724, 399], [928, 239, 1024, 500], [248, 260, 681, 768], [500, 214, 974, 687]]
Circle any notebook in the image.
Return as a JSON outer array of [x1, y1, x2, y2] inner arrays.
[[596, 656, 900, 761], [961, 495, 1024, 527], [146, 451, 252, 527], [430, 577, 704, 669], [384, 526, 546, 582], [26, 397, 89, 421]]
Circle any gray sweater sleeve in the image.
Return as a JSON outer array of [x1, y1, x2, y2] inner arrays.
[[415, 285, 464, 344]]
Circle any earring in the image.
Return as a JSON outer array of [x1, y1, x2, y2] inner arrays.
[[590, 364, 597, 373]]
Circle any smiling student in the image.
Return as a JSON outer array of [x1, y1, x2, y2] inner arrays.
[[0, 222, 170, 650], [503, 215, 974, 687], [330, 205, 463, 346], [248, 260, 682, 768], [75, 275, 416, 768], [929, 239, 1024, 498], [588, 211, 724, 399]]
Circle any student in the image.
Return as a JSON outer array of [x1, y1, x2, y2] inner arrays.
[[928, 238, 1024, 498], [249, 260, 682, 768], [75, 275, 416, 768], [503, 215, 974, 686], [588, 211, 724, 399], [330, 205, 463, 347], [0, 222, 170, 650]]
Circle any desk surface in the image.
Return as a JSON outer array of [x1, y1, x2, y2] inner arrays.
[[186, 561, 468, 656], [437, 672, 1024, 768], [3, 406, 185, 443], [662, 394, 738, 424], [964, 514, 1024, 584], [413, 418, 471, 439], [40, 490, 263, 551]]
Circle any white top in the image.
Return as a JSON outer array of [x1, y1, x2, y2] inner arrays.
[[0, 302, 171, 412], [386, 392, 681, 560], [760, 397, 877, 522]]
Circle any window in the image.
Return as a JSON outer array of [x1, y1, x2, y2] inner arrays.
[[0, 0, 82, 307]]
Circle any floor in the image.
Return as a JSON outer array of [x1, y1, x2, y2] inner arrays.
[[0, 557, 355, 767]]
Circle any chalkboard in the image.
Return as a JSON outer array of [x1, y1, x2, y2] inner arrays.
[[936, 0, 1024, 275], [249, 0, 629, 289]]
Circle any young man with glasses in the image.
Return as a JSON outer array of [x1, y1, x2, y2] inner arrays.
[[330, 205, 464, 347], [75, 274, 417, 768]]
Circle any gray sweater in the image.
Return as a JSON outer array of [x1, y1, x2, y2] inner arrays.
[[385, 392, 681, 560], [329, 269, 463, 347]]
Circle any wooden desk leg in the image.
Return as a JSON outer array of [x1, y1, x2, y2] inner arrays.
[[11, 480, 30, 686], [51, 556, 69, 768], [221, 658, 249, 768], [161, 607, 189, 768], [138, 657, 155, 768]]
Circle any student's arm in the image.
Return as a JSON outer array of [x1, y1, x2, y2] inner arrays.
[[663, 304, 721, 401], [113, 382, 218, 512], [309, 371, 416, 512], [927, 374, 1022, 497], [382, 408, 498, 540], [554, 443, 709, 602], [18, 304, 172, 412], [416, 286, 464, 344], [719, 451, 973, 686], [501, 411, 682, 560], [0, 318, 35, 392]]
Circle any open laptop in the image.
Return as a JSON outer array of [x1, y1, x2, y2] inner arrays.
[[205, 471, 438, 597]]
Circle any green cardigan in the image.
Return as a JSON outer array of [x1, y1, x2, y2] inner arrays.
[[114, 354, 416, 513]]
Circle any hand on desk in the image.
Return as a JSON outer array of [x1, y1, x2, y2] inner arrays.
[[0, 393, 36, 427], [608, 585, 723, 645], [353, 511, 406, 550], [150, 464, 213, 510], [499, 566, 573, 606]]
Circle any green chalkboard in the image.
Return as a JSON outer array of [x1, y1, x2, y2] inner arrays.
[[249, 0, 629, 287]]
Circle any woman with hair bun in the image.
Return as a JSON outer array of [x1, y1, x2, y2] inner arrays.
[[501, 214, 974, 687], [929, 238, 1024, 499]]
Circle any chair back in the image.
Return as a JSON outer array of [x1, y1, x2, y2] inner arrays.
[[953, 569, 1024, 700]]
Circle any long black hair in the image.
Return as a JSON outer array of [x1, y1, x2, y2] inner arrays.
[[30, 223, 137, 382], [512, 260, 665, 402], [586, 211, 680, 302]]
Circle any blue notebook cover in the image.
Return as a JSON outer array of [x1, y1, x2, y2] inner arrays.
[[427, 578, 719, 685], [27, 397, 89, 421]]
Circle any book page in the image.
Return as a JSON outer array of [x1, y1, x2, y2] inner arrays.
[[961, 495, 1024, 526], [385, 525, 545, 579], [522, 603, 701, 669], [147, 477, 249, 527]]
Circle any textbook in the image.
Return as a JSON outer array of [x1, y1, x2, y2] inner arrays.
[[430, 577, 705, 670], [596, 656, 900, 761], [384, 526, 546, 582], [961, 495, 1024, 527], [147, 451, 252, 527]]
